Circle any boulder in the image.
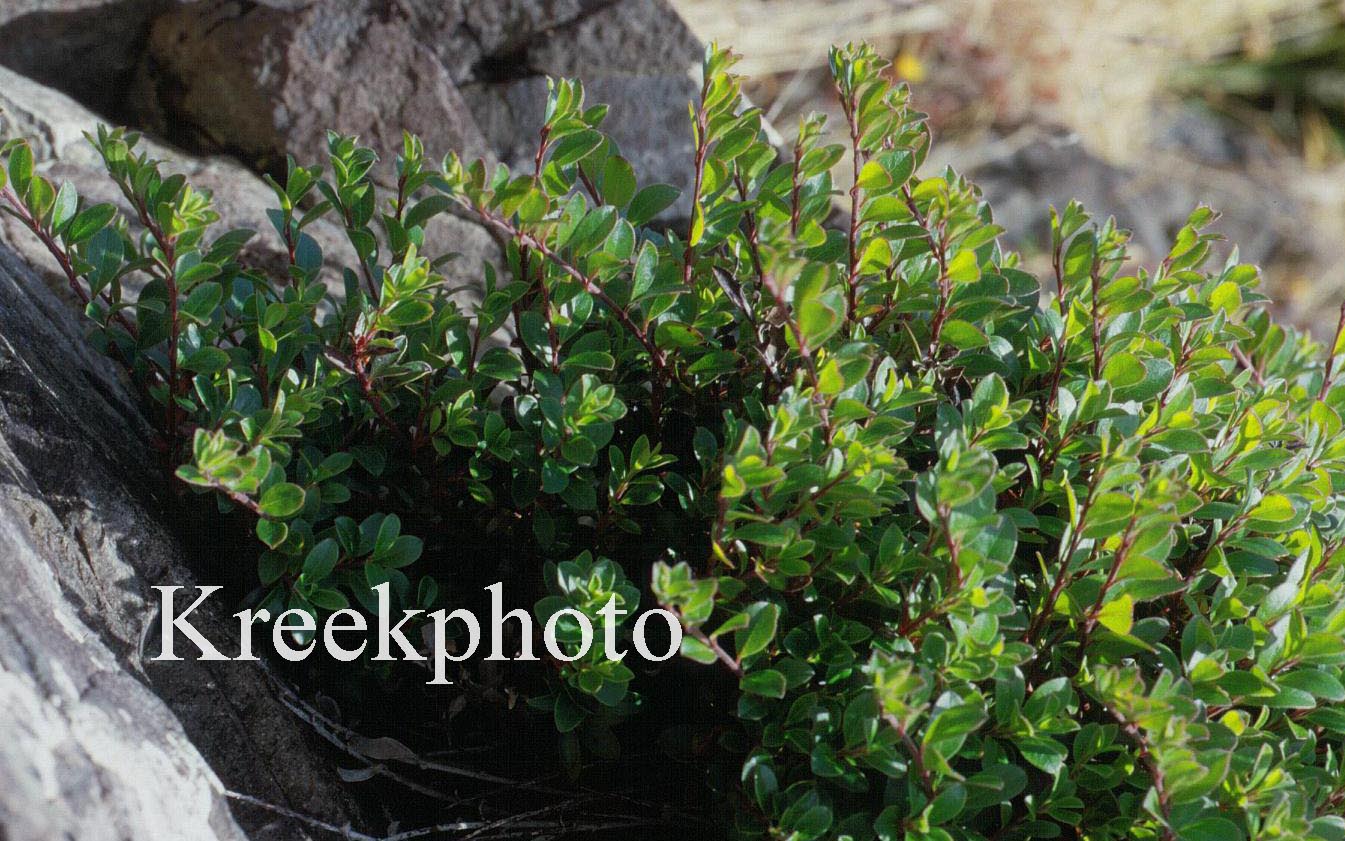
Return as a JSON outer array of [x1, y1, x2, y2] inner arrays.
[[458, 0, 705, 214], [132, 0, 494, 173], [0, 491, 247, 841], [0, 232, 360, 839], [132, 0, 703, 211], [0, 64, 499, 298], [964, 128, 1288, 275], [0, 0, 172, 118], [0, 63, 332, 279]]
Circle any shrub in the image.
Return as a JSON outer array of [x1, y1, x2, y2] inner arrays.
[[5, 40, 1345, 841]]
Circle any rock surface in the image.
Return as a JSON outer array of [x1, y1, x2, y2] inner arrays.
[[129, 0, 701, 205], [132, 0, 493, 173], [0, 64, 499, 298], [0, 62, 336, 272], [462, 0, 703, 212], [965, 130, 1287, 270], [0, 0, 171, 118], [0, 492, 246, 841], [0, 240, 360, 838]]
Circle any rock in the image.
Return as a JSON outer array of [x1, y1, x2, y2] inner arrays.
[[461, 0, 702, 214], [0, 0, 172, 119], [524, 0, 700, 78], [434, 0, 600, 82], [0, 64, 499, 297], [0, 64, 335, 276], [134, 0, 493, 174], [133, 0, 703, 214], [964, 129, 1288, 270], [468, 73, 698, 215], [0, 233, 361, 838], [0, 486, 247, 841]]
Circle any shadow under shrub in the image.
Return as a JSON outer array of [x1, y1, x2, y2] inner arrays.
[[5, 40, 1345, 841]]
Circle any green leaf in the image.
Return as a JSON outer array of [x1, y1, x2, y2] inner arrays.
[[632, 241, 658, 298], [256, 517, 288, 549], [1102, 352, 1145, 388], [1307, 708, 1345, 733], [856, 160, 890, 191], [380, 534, 424, 568], [688, 202, 705, 247], [795, 266, 843, 348], [923, 704, 987, 748], [858, 237, 892, 274], [1082, 492, 1134, 538], [602, 155, 636, 209], [259, 482, 306, 518], [946, 249, 980, 284], [562, 351, 616, 371], [258, 552, 288, 585], [65, 203, 116, 243], [7, 143, 32, 191], [605, 218, 635, 259], [740, 669, 787, 699], [1247, 494, 1295, 530], [309, 589, 349, 611], [553, 694, 585, 732], [926, 784, 966, 825], [183, 346, 230, 374], [1096, 594, 1134, 636], [627, 184, 680, 226], [404, 194, 453, 229], [1210, 280, 1241, 315], [177, 261, 221, 288], [373, 513, 401, 559], [24, 175, 53, 217], [550, 129, 603, 167], [1177, 818, 1244, 841], [386, 298, 434, 326], [940, 319, 987, 350], [181, 281, 223, 324], [1015, 735, 1067, 775], [737, 603, 780, 659], [303, 537, 340, 580], [680, 635, 718, 664], [50, 181, 77, 231], [655, 321, 702, 350], [476, 347, 525, 380], [1277, 669, 1345, 702]]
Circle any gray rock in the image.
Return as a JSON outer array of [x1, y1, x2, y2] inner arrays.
[[0, 490, 247, 841], [525, 0, 700, 77], [437, 0, 601, 81], [0, 0, 171, 118], [462, 0, 702, 214], [0, 226, 360, 839], [0, 64, 498, 298], [134, 0, 493, 173], [0, 65, 342, 276], [967, 130, 1288, 271], [469, 73, 698, 215], [131, 0, 703, 215]]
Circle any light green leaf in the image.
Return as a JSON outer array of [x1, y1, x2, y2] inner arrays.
[[1096, 594, 1134, 636]]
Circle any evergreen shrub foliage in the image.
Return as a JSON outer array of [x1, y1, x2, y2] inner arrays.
[[5, 40, 1345, 841]]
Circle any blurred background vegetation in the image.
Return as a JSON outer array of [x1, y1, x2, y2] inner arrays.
[[670, 0, 1345, 338]]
